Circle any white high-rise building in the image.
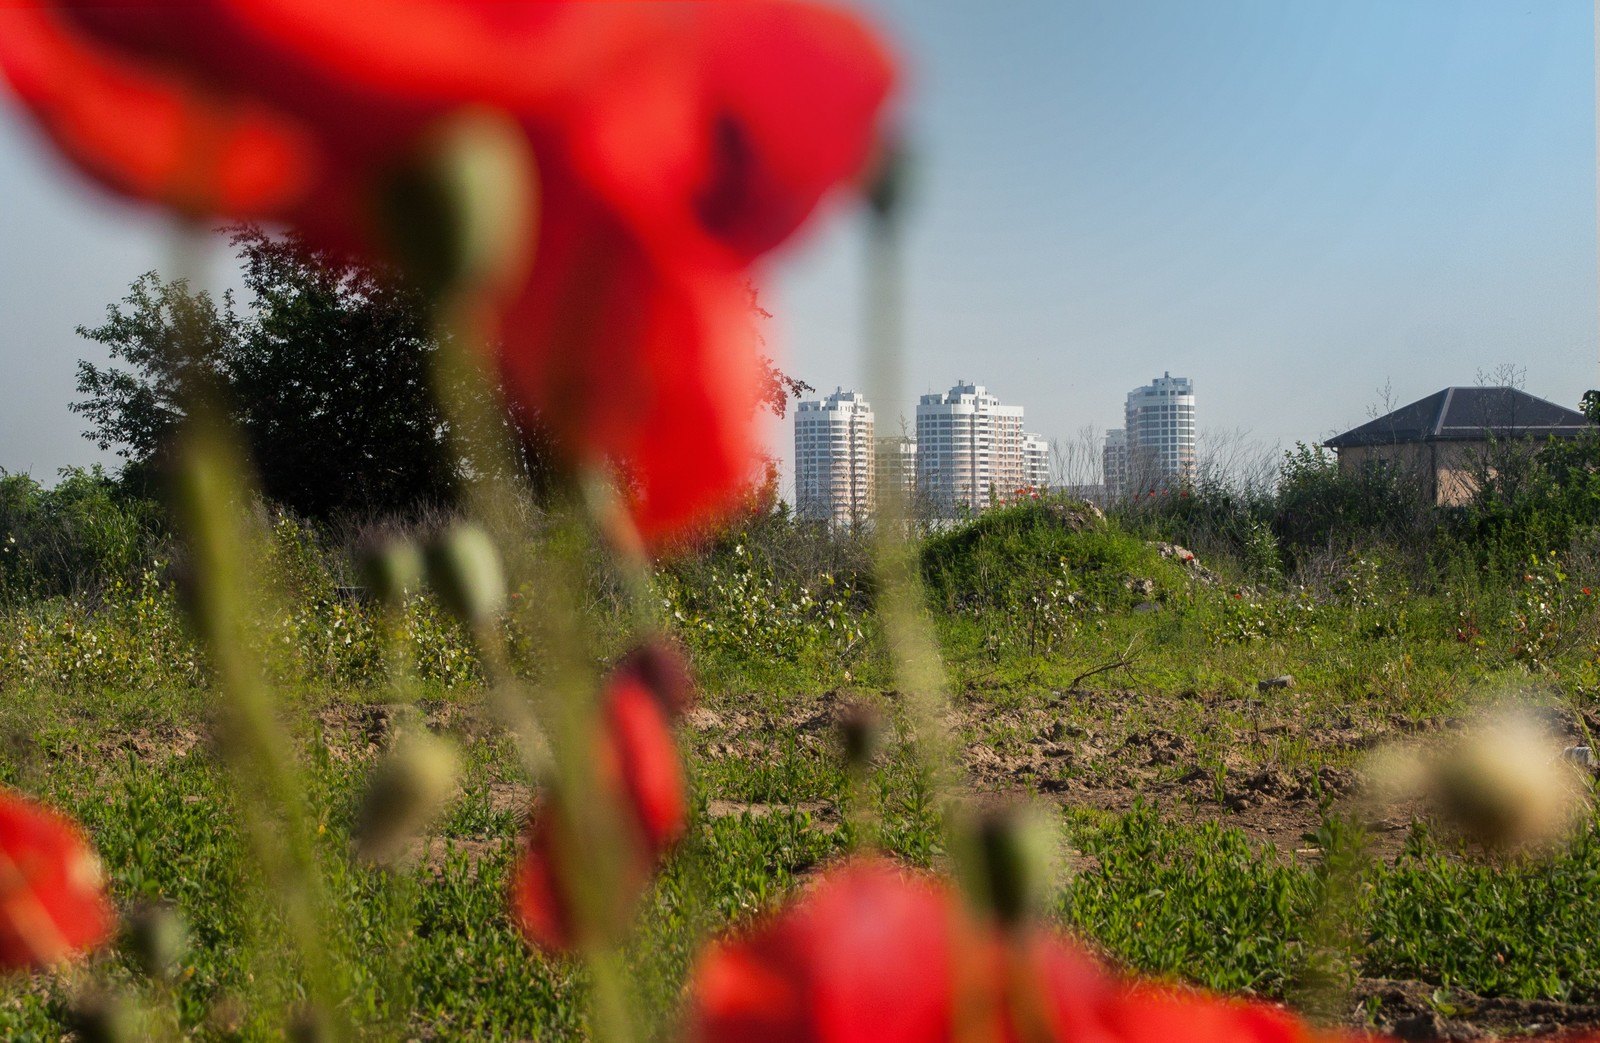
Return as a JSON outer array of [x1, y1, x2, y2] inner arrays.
[[1024, 433, 1051, 490], [915, 382, 1027, 517], [875, 435, 918, 501], [794, 389, 875, 526], [1103, 429, 1129, 500], [1124, 373, 1195, 491]]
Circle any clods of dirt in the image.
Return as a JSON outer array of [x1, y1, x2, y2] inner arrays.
[[1350, 978, 1600, 1040]]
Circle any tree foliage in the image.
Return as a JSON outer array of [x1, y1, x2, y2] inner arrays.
[[76, 228, 468, 518], [76, 231, 813, 522]]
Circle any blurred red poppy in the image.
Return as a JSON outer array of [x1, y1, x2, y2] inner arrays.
[[684, 856, 1374, 1043], [685, 858, 984, 1043], [509, 644, 693, 953], [0, 1, 896, 545], [0, 790, 114, 970]]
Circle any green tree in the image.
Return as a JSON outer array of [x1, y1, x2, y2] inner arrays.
[[75, 228, 466, 518], [76, 230, 811, 522]]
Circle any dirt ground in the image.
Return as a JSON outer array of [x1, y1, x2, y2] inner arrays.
[[687, 683, 1600, 1040], [79, 686, 1600, 1040]]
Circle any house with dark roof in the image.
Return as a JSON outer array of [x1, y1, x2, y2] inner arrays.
[[1322, 387, 1591, 506]]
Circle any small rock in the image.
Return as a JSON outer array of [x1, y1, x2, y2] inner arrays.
[[1257, 675, 1294, 692], [1132, 601, 1161, 614]]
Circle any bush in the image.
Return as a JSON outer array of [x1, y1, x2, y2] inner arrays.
[[0, 466, 166, 603]]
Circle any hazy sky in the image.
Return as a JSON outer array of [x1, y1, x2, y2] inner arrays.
[[2, 2, 1596, 498]]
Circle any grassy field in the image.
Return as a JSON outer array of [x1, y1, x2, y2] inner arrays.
[[5, 498, 1600, 1038]]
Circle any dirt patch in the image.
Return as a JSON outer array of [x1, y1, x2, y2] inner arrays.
[[488, 781, 532, 818], [418, 835, 513, 876], [705, 799, 839, 831], [1348, 977, 1600, 1040]]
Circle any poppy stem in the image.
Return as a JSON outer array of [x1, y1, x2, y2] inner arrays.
[[163, 228, 349, 1041], [862, 147, 963, 832]]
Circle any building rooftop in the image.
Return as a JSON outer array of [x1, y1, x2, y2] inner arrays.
[[1323, 386, 1590, 449]]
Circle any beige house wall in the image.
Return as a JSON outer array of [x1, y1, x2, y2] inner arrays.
[[1334, 441, 1499, 506]]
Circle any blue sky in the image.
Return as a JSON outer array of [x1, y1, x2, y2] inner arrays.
[[2, 2, 1596, 494]]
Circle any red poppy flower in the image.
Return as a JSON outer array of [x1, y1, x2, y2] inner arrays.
[[684, 857, 1368, 1043], [685, 858, 990, 1043], [510, 643, 693, 953], [0, 790, 115, 970], [0, 2, 897, 546], [685, 859, 1122, 1043]]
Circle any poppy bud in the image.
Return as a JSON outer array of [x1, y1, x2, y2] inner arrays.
[[864, 136, 911, 219], [354, 730, 460, 865], [1429, 713, 1585, 852], [372, 108, 537, 300], [955, 805, 1061, 929], [67, 990, 137, 1043], [425, 523, 506, 626], [359, 538, 424, 610], [287, 1003, 335, 1043], [124, 900, 186, 982], [837, 702, 882, 775]]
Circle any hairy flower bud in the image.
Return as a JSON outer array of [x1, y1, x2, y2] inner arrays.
[[124, 900, 186, 982], [359, 538, 424, 610], [425, 523, 506, 626], [1430, 713, 1586, 852], [354, 731, 460, 865], [954, 804, 1062, 928], [837, 702, 882, 775], [372, 109, 537, 300], [67, 990, 137, 1043]]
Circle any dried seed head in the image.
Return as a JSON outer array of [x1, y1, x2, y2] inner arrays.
[[354, 730, 460, 865], [1429, 714, 1587, 852], [425, 523, 506, 625]]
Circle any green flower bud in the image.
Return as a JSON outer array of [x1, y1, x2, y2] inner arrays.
[[124, 900, 187, 982], [355, 730, 460, 865], [954, 805, 1062, 929], [425, 523, 506, 625], [372, 108, 537, 300], [360, 538, 424, 609]]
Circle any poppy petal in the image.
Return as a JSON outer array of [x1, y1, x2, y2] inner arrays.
[[0, 5, 313, 216], [0, 790, 114, 970]]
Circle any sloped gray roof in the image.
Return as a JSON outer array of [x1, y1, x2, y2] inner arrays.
[[1324, 387, 1591, 449]]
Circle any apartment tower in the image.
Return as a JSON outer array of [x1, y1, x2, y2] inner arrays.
[[1102, 428, 1129, 500], [915, 382, 1030, 517], [794, 388, 875, 526], [1123, 373, 1195, 492], [1024, 433, 1051, 490]]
